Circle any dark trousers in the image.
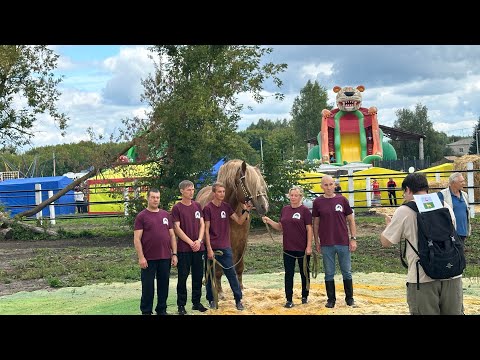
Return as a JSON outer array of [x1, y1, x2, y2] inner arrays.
[[283, 250, 310, 302], [177, 251, 205, 306], [388, 191, 397, 205], [140, 259, 171, 314], [75, 201, 84, 213]]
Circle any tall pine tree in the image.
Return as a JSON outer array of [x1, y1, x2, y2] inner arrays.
[[290, 80, 330, 157]]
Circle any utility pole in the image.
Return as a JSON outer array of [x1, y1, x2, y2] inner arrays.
[[260, 137, 264, 171], [53, 152, 56, 176]]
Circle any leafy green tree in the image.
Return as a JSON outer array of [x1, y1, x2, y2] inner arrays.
[[124, 45, 287, 208], [290, 80, 330, 158], [0, 46, 68, 149], [469, 116, 480, 155], [447, 135, 463, 143], [239, 118, 290, 155], [246, 118, 289, 131], [259, 127, 316, 217], [0, 141, 128, 176], [391, 103, 447, 162]]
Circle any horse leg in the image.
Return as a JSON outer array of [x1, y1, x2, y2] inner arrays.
[[215, 267, 225, 300]]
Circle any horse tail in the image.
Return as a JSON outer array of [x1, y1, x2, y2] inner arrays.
[[195, 186, 213, 208]]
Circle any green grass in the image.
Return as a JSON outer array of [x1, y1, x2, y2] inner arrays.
[[55, 216, 130, 238], [2, 214, 480, 291], [0, 282, 146, 315], [0, 274, 286, 315], [1, 247, 139, 286]]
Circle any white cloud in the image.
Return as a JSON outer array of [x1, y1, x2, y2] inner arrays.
[[22, 45, 480, 152], [102, 46, 154, 106], [300, 62, 334, 78]]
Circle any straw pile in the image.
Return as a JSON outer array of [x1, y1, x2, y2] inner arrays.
[[452, 154, 480, 201]]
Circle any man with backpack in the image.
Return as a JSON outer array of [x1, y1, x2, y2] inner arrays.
[[380, 173, 464, 315]]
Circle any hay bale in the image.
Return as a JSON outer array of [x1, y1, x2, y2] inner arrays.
[[429, 179, 449, 192]]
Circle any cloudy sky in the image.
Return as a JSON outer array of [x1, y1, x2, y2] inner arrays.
[[25, 45, 480, 151]]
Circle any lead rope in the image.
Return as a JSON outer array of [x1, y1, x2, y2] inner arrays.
[[267, 221, 318, 289], [281, 251, 318, 291], [265, 222, 275, 241], [205, 250, 223, 309], [204, 236, 249, 309]]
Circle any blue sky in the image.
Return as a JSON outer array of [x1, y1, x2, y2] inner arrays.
[[25, 45, 480, 151]]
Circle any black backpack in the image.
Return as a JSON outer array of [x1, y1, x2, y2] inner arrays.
[[400, 201, 466, 289]]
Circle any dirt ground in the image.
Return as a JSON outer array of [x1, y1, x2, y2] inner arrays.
[[0, 236, 131, 297], [1, 218, 480, 315], [0, 224, 383, 298]]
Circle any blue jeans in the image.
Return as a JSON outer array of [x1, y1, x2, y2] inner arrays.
[[206, 247, 242, 302], [321, 245, 352, 281]]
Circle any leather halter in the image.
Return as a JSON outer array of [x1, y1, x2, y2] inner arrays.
[[237, 174, 253, 203]]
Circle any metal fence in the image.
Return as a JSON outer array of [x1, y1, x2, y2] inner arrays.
[[373, 158, 431, 171]]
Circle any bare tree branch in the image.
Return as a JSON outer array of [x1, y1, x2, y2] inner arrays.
[[0, 213, 58, 236]]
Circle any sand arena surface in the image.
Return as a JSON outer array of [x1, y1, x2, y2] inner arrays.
[[204, 272, 480, 315]]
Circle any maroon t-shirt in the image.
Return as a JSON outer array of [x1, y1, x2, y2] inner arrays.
[[203, 201, 235, 249], [134, 208, 173, 260], [171, 201, 205, 253], [312, 195, 352, 246], [280, 204, 312, 251]]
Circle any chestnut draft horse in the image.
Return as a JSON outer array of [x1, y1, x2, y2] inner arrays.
[[196, 159, 269, 300]]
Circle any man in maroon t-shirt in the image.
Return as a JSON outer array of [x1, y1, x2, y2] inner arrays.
[[312, 175, 357, 308], [171, 180, 207, 315], [204, 182, 252, 311], [134, 188, 177, 315]]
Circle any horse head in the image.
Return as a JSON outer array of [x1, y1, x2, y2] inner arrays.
[[234, 161, 269, 216]]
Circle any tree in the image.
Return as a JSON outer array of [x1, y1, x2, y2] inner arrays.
[[290, 80, 330, 158], [0, 141, 128, 176], [124, 45, 287, 208], [261, 128, 316, 217], [392, 103, 447, 162], [469, 116, 480, 155], [239, 118, 290, 156], [15, 138, 142, 219], [0, 46, 68, 149]]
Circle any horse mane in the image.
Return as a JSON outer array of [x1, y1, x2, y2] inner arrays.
[[217, 159, 267, 200]]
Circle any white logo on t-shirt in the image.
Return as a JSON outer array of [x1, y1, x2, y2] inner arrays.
[[163, 217, 169, 225], [221, 211, 227, 218], [335, 204, 343, 212], [292, 212, 301, 219], [195, 211, 201, 219]]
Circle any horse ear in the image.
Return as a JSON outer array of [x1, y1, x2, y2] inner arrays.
[[241, 161, 247, 175]]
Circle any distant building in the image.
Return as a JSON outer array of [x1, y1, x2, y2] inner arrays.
[[446, 138, 472, 156]]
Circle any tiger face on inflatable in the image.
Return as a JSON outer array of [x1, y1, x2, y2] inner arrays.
[[335, 85, 364, 112], [318, 85, 382, 165]]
